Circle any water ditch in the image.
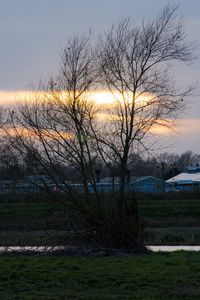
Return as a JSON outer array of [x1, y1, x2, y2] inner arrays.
[[1, 245, 200, 253]]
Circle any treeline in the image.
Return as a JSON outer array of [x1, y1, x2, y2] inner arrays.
[[0, 150, 199, 182]]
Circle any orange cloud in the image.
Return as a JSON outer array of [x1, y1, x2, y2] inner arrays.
[[0, 91, 37, 104], [177, 119, 200, 133], [150, 119, 200, 136], [1, 91, 199, 138]]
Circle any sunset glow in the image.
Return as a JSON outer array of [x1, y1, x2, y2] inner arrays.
[[90, 90, 151, 105], [0, 90, 152, 106], [0, 91, 42, 104], [0, 90, 196, 139]]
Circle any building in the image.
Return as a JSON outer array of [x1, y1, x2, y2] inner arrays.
[[166, 166, 200, 191], [0, 175, 173, 195], [97, 176, 172, 193], [130, 176, 172, 193]]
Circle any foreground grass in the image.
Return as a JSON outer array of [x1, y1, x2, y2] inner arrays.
[[0, 251, 200, 299]]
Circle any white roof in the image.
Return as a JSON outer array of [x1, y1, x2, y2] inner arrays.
[[167, 172, 200, 183]]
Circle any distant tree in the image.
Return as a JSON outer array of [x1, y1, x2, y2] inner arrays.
[[177, 151, 200, 171], [4, 36, 110, 245]]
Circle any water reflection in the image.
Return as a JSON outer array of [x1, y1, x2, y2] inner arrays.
[[0, 246, 200, 252], [147, 246, 200, 252]]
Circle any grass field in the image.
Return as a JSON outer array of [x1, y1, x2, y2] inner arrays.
[[1, 196, 200, 246], [139, 199, 200, 226], [1, 195, 200, 299], [0, 202, 66, 231], [1, 198, 200, 228], [0, 251, 200, 299]]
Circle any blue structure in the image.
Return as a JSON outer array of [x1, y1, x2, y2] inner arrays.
[[71, 176, 172, 193], [0, 175, 172, 194], [130, 176, 171, 193]]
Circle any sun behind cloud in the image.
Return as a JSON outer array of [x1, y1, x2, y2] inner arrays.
[[90, 90, 151, 105], [0, 89, 152, 106], [0, 89, 190, 138]]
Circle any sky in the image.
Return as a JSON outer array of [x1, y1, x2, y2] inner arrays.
[[1, 0, 200, 154]]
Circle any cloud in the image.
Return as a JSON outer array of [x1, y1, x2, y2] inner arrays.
[[1, 90, 200, 153], [0, 91, 28, 104], [177, 119, 200, 134]]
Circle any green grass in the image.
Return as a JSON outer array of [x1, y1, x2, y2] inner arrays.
[[139, 199, 200, 227], [0, 230, 71, 246], [1, 227, 200, 246], [1, 197, 200, 246], [146, 227, 200, 245], [0, 202, 66, 230], [1, 198, 200, 230], [0, 252, 200, 299]]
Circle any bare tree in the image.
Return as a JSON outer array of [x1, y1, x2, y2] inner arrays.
[[1, 6, 196, 250], [4, 35, 107, 236], [95, 5, 195, 203]]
